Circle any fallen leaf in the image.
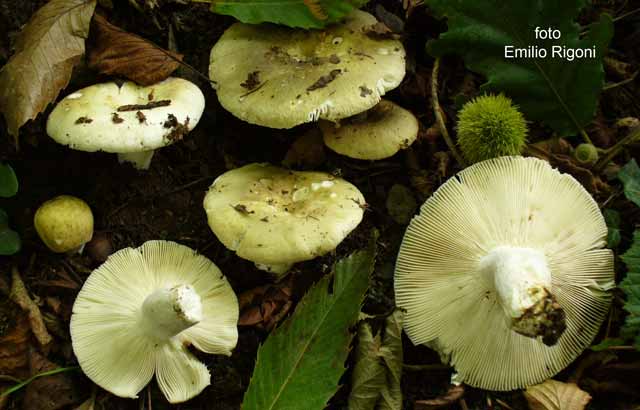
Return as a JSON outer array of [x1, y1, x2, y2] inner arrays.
[[238, 277, 293, 331], [10, 268, 53, 347], [0, 315, 31, 377], [348, 310, 404, 410], [88, 14, 182, 86], [414, 385, 465, 409], [0, 0, 96, 139], [524, 380, 591, 410], [22, 349, 80, 410]]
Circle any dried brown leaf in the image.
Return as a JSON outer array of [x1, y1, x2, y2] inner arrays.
[[10, 268, 53, 347], [524, 380, 591, 410], [238, 278, 293, 331], [22, 349, 80, 410], [88, 14, 182, 86], [414, 385, 465, 410], [0, 0, 96, 139], [0, 315, 31, 376]]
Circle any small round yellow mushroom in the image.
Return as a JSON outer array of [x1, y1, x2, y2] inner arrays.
[[34, 195, 94, 253]]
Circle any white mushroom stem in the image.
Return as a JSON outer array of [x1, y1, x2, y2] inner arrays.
[[255, 262, 293, 277], [118, 150, 155, 170], [141, 284, 203, 340], [480, 246, 566, 344]]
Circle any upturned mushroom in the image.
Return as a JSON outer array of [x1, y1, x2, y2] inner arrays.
[[34, 195, 93, 253], [203, 163, 365, 275], [70, 240, 239, 403], [209, 10, 406, 129], [320, 99, 418, 160], [394, 156, 614, 390], [46, 77, 205, 169]]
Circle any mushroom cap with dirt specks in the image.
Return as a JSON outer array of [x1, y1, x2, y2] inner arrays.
[[203, 163, 365, 271], [208, 10, 406, 129], [70, 240, 239, 403], [321, 99, 418, 160], [394, 156, 614, 390], [46, 77, 204, 153], [34, 195, 94, 253]]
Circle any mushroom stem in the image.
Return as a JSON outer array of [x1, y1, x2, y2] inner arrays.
[[255, 262, 293, 277], [480, 246, 566, 345], [118, 150, 155, 170], [141, 284, 203, 340]]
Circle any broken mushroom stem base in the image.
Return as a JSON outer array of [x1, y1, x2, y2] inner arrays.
[[141, 284, 203, 340], [118, 150, 155, 170], [480, 246, 566, 345]]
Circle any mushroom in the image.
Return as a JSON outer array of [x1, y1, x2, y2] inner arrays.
[[320, 99, 418, 160], [34, 195, 93, 253], [209, 10, 406, 129], [203, 163, 365, 275], [70, 240, 238, 403], [46, 77, 205, 169], [394, 156, 614, 390]]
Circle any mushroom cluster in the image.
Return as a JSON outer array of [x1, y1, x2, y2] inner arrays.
[[71, 240, 239, 403], [47, 77, 205, 169], [394, 156, 614, 390], [203, 163, 365, 275]]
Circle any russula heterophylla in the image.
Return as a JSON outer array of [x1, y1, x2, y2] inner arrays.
[[70, 240, 239, 403], [208, 10, 406, 129], [394, 156, 614, 390], [46, 77, 205, 170], [34, 195, 94, 253], [203, 163, 365, 275], [320, 99, 418, 160]]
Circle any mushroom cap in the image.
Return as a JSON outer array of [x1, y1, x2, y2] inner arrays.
[[203, 163, 365, 269], [320, 99, 418, 160], [70, 240, 239, 403], [34, 195, 94, 253], [394, 156, 614, 390], [46, 77, 205, 153], [209, 10, 406, 129]]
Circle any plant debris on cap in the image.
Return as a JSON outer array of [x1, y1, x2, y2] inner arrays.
[[209, 10, 406, 129], [34, 195, 94, 253], [320, 99, 418, 160], [70, 240, 239, 403], [46, 77, 205, 169], [203, 163, 366, 275], [394, 156, 614, 390]]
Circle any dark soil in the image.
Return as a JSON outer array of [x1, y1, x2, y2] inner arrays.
[[1, 0, 640, 409]]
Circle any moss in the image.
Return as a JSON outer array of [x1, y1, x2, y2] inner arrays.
[[456, 94, 528, 163]]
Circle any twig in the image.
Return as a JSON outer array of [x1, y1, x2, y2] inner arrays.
[[495, 399, 516, 410], [594, 126, 640, 172], [603, 71, 639, 91], [431, 58, 466, 167], [403, 363, 450, 371]]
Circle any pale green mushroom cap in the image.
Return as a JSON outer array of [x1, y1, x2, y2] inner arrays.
[[321, 99, 418, 160], [209, 10, 406, 129], [203, 163, 365, 274], [394, 156, 614, 390], [34, 195, 94, 253], [46, 78, 205, 169], [70, 240, 239, 403]]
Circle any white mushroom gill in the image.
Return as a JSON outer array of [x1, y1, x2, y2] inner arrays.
[[394, 156, 615, 390]]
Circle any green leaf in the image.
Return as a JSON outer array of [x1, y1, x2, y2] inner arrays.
[[603, 209, 621, 249], [590, 337, 625, 351], [620, 231, 640, 349], [425, 0, 613, 136], [242, 237, 376, 410], [0, 209, 20, 255], [619, 159, 640, 208], [207, 0, 369, 29], [0, 163, 18, 198]]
